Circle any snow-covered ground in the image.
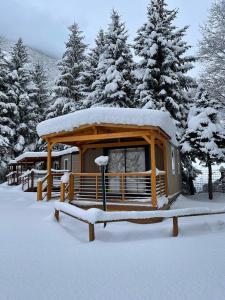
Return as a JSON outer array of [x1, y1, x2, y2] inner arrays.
[[1, 183, 225, 300]]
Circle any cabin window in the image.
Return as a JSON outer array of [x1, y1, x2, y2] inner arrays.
[[107, 147, 146, 193], [64, 159, 68, 170], [107, 147, 146, 173], [171, 145, 176, 175]]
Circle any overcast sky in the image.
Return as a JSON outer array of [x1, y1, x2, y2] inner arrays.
[[0, 0, 213, 65]]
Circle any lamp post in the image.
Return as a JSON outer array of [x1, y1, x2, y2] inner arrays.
[[94, 156, 109, 213]]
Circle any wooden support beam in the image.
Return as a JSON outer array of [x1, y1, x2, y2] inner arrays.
[[79, 147, 83, 173], [60, 182, 66, 202], [82, 140, 148, 150], [47, 142, 52, 200], [163, 141, 168, 196], [150, 135, 157, 208], [89, 224, 95, 242], [37, 180, 42, 201], [49, 130, 152, 144], [55, 209, 59, 221], [143, 135, 152, 144], [69, 173, 74, 202], [173, 217, 179, 237]]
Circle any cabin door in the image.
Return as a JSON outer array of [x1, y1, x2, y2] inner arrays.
[[107, 147, 146, 193]]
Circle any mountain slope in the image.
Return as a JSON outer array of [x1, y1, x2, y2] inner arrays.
[[0, 36, 59, 87]]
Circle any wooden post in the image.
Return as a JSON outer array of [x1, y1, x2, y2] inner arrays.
[[173, 217, 179, 237], [28, 173, 30, 190], [69, 173, 74, 202], [151, 135, 157, 208], [60, 182, 66, 202], [37, 180, 43, 201], [79, 148, 83, 193], [55, 209, 59, 221], [79, 147, 83, 173], [163, 141, 168, 196], [47, 142, 52, 200], [89, 224, 95, 242], [31, 171, 34, 190]]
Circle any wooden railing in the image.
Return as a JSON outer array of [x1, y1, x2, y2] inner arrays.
[[37, 174, 49, 201], [6, 171, 21, 185], [37, 170, 68, 201], [60, 171, 167, 206], [21, 170, 47, 191]]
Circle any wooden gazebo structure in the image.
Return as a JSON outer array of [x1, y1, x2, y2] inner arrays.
[[37, 108, 181, 209]]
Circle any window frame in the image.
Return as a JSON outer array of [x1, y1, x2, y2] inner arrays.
[[64, 158, 68, 170], [171, 145, 176, 175]]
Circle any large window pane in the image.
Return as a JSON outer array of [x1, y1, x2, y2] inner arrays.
[[108, 149, 125, 192], [107, 147, 146, 194], [126, 148, 146, 192]]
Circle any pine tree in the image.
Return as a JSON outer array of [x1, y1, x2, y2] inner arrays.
[[81, 29, 105, 108], [29, 62, 49, 150], [8, 38, 35, 155], [31, 62, 49, 122], [90, 10, 135, 108], [134, 0, 194, 127], [199, 0, 225, 109], [0, 49, 15, 177], [181, 85, 225, 199], [47, 23, 87, 118]]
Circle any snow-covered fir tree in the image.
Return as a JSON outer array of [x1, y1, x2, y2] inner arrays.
[[8, 38, 36, 155], [31, 62, 48, 123], [90, 10, 135, 108], [30, 62, 49, 150], [47, 23, 87, 118], [134, 0, 194, 128], [0, 49, 15, 178], [181, 85, 225, 199], [81, 29, 105, 108], [199, 0, 225, 110]]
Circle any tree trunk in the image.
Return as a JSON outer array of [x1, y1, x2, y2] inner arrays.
[[188, 176, 195, 195], [208, 158, 213, 200]]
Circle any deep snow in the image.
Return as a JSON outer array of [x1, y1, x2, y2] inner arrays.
[[0, 184, 225, 300]]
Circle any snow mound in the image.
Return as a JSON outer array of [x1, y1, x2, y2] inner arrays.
[[94, 156, 109, 166], [37, 107, 178, 145]]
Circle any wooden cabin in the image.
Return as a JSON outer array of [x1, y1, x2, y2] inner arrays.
[[7, 160, 20, 185], [37, 107, 182, 210], [6, 147, 79, 192]]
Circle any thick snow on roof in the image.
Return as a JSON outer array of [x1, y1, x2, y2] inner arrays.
[[15, 147, 78, 162], [37, 107, 178, 145], [8, 160, 17, 165]]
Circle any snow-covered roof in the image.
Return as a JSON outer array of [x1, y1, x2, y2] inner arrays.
[[8, 160, 17, 165], [37, 108, 178, 145], [14, 147, 79, 162]]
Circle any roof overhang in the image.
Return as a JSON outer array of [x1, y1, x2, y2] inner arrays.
[[41, 123, 171, 148]]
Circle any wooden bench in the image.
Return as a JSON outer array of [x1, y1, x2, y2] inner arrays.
[[54, 202, 225, 242]]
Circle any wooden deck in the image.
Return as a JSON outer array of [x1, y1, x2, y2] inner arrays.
[[56, 171, 167, 211]]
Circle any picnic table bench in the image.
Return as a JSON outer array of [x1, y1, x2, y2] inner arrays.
[[54, 201, 225, 242]]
